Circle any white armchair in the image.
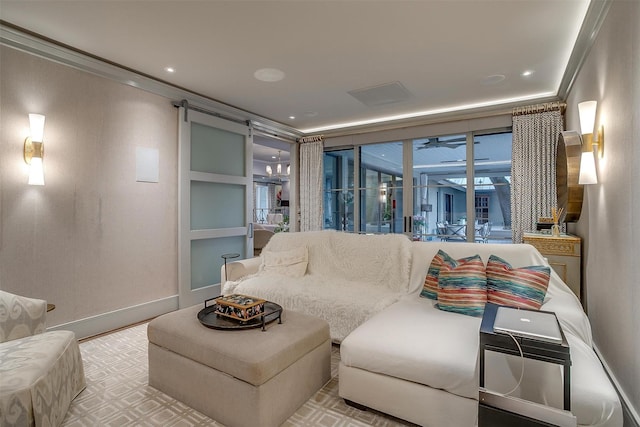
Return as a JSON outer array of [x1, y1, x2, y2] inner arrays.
[[0, 290, 86, 426]]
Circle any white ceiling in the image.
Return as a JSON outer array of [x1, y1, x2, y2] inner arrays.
[[1, 0, 592, 137]]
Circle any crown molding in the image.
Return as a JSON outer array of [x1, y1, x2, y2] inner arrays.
[[0, 21, 303, 142], [557, 0, 612, 99]]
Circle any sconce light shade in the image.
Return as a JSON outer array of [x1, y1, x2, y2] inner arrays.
[[578, 101, 597, 135], [266, 165, 272, 176], [28, 157, 45, 186], [578, 151, 598, 185], [29, 114, 46, 142], [24, 113, 46, 186]]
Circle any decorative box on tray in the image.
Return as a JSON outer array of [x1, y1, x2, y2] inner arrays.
[[215, 294, 266, 321]]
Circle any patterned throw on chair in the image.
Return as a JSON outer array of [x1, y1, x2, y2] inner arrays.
[[0, 290, 86, 427]]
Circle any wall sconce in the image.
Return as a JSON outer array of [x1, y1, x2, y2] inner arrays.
[[577, 101, 603, 185], [24, 113, 46, 186]]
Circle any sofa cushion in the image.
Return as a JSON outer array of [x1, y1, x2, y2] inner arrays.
[[263, 230, 412, 293], [259, 246, 308, 277], [226, 274, 402, 343], [436, 254, 487, 317], [340, 297, 482, 400], [486, 254, 550, 310], [421, 250, 478, 300]]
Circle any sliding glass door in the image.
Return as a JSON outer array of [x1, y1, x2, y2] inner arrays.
[[178, 109, 252, 308], [323, 130, 512, 243], [360, 142, 404, 235], [323, 149, 354, 232]]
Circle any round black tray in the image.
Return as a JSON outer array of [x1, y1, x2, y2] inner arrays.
[[197, 300, 283, 330]]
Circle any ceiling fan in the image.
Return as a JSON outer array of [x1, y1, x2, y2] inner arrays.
[[416, 137, 479, 150], [440, 158, 490, 163]]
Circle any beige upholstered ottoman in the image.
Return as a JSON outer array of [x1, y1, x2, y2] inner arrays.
[[147, 304, 331, 427]]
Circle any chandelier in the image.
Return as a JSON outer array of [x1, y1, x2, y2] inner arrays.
[[266, 150, 290, 177]]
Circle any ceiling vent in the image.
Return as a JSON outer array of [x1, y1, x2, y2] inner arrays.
[[348, 81, 411, 107]]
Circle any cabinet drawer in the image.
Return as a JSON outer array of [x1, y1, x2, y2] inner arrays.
[[523, 236, 580, 257]]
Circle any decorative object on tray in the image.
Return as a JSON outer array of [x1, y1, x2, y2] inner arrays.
[[537, 216, 554, 231], [551, 207, 564, 237], [197, 296, 283, 331], [215, 294, 266, 321]]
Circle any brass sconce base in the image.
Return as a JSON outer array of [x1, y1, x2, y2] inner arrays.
[[596, 126, 604, 158], [24, 137, 44, 164], [581, 127, 604, 158]]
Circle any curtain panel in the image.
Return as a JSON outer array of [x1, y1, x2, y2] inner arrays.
[[299, 137, 324, 231], [511, 106, 564, 243]]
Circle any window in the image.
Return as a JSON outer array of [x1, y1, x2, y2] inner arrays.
[[323, 129, 512, 243], [255, 183, 269, 222], [475, 195, 489, 223]]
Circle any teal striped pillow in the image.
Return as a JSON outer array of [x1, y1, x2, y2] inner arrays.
[[435, 254, 487, 317], [486, 255, 550, 310], [421, 250, 478, 300]]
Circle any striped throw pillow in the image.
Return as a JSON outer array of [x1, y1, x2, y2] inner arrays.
[[486, 255, 551, 310], [421, 250, 475, 300], [435, 254, 487, 317]]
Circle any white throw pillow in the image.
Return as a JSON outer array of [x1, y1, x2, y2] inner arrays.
[[260, 246, 308, 277]]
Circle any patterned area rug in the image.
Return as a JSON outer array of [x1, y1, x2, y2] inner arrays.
[[61, 322, 415, 426]]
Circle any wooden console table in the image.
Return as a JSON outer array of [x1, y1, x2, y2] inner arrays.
[[523, 232, 581, 303]]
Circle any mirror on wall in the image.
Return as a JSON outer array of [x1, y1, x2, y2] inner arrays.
[[556, 131, 583, 222]]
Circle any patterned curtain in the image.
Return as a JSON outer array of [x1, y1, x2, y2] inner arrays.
[[511, 103, 565, 243], [299, 136, 324, 231], [268, 184, 277, 214]]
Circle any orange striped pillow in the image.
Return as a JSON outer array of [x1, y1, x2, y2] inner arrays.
[[486, 255, 550, 310]]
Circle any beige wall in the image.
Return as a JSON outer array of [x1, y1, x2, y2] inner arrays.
[[0, 46, 178, 331], [567, 0, 639, 419]]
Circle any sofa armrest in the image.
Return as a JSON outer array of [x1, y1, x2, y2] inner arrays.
[[221, 257, 262, 282], [0, 290, 47, 343]]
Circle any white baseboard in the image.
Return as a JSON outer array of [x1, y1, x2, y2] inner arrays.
[[47, 295, 179, 340], [593, 344, 640, 427]]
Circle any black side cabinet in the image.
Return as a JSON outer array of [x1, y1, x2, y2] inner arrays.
[[478, 303, 576, 427]]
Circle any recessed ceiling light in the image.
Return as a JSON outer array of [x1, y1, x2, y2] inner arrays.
[[254, 68, 285, 82], [521, 70, 534, 77], [165, 67, 175, 73], [289, 116, 296, 120], [482, 74, 506, 85]]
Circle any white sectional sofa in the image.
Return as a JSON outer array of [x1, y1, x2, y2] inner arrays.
[[224, 230, 412, 342], [222, 230, 622, 427]]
